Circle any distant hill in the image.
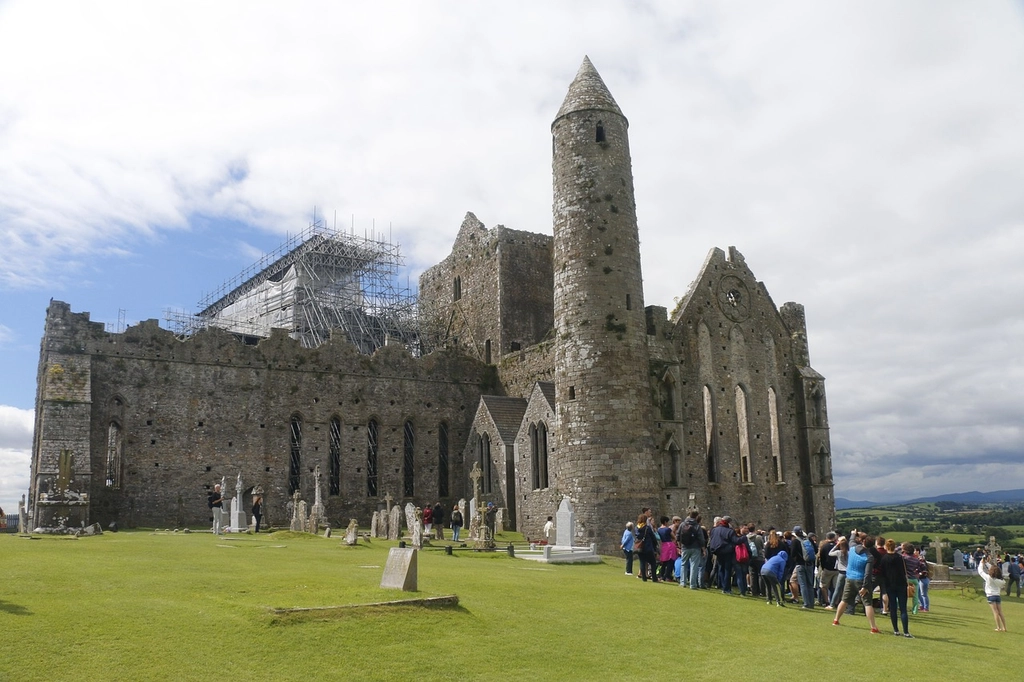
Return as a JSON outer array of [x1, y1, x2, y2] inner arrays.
[[836, 489, 1024, 509], [902, 489, 1024, 505], [835, 497, 882, 510]]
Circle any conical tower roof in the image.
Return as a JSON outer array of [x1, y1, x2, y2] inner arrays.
[[553, 56, 625, 125]]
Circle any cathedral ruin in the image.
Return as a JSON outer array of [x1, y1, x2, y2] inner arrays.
[[29, 58, 834, 551]]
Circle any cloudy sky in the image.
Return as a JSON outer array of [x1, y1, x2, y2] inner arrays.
[[1, 1, 1022, 513]]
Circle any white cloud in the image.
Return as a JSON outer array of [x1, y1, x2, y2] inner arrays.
[[0, 405, 32, 512], [0, 1, 1023, 502]]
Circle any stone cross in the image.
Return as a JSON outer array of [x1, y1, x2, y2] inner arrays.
[[928, 538, 949, 565], [985, 536, 1002, 557], [384, 492, 394, 515], [469, 461, 483, 519], [235, 471, 243, 497]]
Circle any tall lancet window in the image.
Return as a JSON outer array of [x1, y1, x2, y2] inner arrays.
[[704, 385, 718, 483], [768, 387, 783, 482], [735, 385, 752, 483], [366, 419, 379, 497], [329, 417, 342, 495], [288, 416, 302, 494], [105, 422, 122, 488]]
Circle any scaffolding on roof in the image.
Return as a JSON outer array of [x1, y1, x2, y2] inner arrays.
[[164, 217, 420, 355]]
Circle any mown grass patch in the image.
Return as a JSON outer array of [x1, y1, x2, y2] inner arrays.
[[1, 531, 1021, 680]]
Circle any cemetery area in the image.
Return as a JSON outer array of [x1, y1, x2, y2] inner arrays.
[[2, 528, 1022, 681], [836, 502, 1024, 558]]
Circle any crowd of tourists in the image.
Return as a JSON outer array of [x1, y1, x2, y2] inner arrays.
[[620, 510, 1015, 636]]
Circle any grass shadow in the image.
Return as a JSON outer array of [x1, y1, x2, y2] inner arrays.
[[0, 600, 32, 616]]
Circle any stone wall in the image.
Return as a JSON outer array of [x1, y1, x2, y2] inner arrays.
[[32, 301, 488, 529], [419, 213, 554, 365]]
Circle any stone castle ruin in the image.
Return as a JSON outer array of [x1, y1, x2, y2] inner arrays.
[[29, 58, 834, 551]]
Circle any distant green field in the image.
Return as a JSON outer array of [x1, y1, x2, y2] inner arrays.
[[1, 529, 1021, 681]]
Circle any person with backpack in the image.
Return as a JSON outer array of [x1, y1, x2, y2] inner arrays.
[[792, 526, 816, 609], [450, 503, 463, 542], [677, 511, 703, 589]]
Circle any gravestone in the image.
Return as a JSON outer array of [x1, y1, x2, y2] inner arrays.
[[411, 508, 424, 549], [323, 526, 331, 538], [370, 511, 380, 537], [388, 505, 402, 540], [555, 496, 575, 547], [345, 518, 359, 546], [297, 501, 308, 533], [380, 547, 418, 591], [404, 503, 416, 536], [495, 508, 505, 533], [18, 494, 26, 534], [458, 498, 467, 533], [953, 549, 964, 570], [290, 490, 302, 532]]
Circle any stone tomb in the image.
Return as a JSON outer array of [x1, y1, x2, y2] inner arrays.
[[953, 549, 965, 571], [380, 547, 418, 591]]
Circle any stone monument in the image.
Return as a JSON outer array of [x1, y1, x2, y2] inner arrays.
[[411, 507, 424, 549], [380, 547, 418, 591], [290, 490, 303, 532], [985, 536, 1002, 558], [345, 518, 359, 546], [404, 503, 416, 534], [953, 548, 964, 570], [388, 504, 402, 540], [555, 496, 575, 547], [229, 471, 248, 532], [307, 464, 326, 533], [928, 538, 949, 565], [370, 511, 380, 538]]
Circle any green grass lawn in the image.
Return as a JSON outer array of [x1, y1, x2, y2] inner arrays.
[[2, 530, 1021, 681]]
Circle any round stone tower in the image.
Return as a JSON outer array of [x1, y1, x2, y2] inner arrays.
[[551, 57, 659, 549]]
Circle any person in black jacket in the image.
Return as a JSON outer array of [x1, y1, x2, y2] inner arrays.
[[708, 516, 745, 595], [432, 502, 445, 540], [635, 513, 659, 582]]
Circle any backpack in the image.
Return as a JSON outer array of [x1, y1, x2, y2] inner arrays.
[[679, 523, 697, 546], [802, 538, 817, 565], [747, 536, 760, 559], [735, 540, 750, 564]]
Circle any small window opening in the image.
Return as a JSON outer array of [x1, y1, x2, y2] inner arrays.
[[626, 294, 632, 310], [596, 122, 605, 143], [568, 386, 576, 400]]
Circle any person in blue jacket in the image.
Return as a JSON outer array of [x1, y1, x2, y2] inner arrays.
[[621, 522, 636, 576], [761, 549, 788, 606]]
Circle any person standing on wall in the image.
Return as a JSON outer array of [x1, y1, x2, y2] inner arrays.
[[208, 484, 223, 535]]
